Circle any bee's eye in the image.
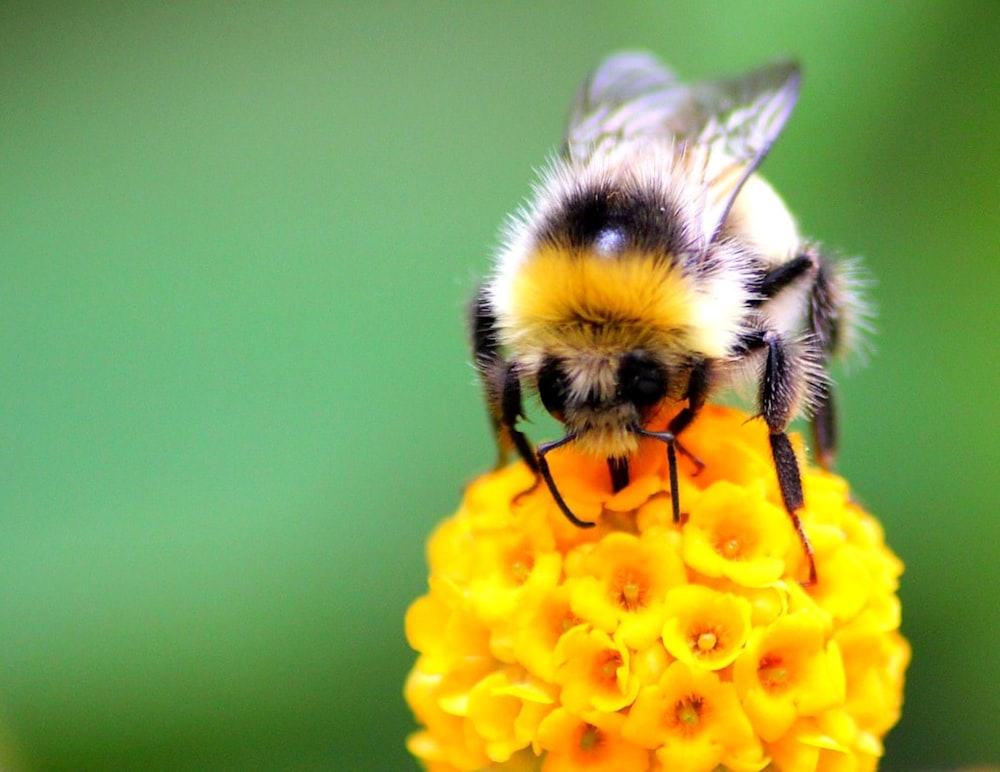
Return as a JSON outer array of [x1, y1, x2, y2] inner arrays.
[[619, 352, 667, 408], [537, 358, 571, 419]]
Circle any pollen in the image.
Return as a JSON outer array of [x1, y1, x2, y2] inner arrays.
[[597, 651, 623, 682], [405, 405, 909, 771], [758, 656, 790, 691], [719, 534, 744, 560], [617, 572, 646, 610], [578, 724, 602, 751], [674, 695, 705, 728], [509, 551, 534, 584], [696, 631, 718, 652]]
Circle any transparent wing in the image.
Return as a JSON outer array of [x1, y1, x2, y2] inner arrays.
[[564, 51, 802, 239], [564, 51, 687, 151], [687, 58, 801, 172], [565, 51, 800, 164]]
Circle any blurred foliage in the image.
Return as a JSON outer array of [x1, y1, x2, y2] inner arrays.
[[0, 2, 996, 769]]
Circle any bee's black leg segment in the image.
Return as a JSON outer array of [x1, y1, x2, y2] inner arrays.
[[810, 384, 837, 470], [666, 410, 705, 475], [749, 253, 817, 307], [808, 254, 845, 359], [634, 427, 682, 523], [769, 431, 804, 512], [499, 362, 538, 474], [537, 435, 594, 528], [666, 438, 680, 523], [760, 330, 799, 433], [607, 456, 630, 492], [666, 360, 710, 474], [769, 432, 816, 586], [758, 330, 817, 585], [471, 282, 542, 474], [806, 255, 842, 469], [471, 284, 520, 469]]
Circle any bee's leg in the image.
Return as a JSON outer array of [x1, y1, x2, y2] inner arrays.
[[471, 287, 595, 526], [750, 251, 842, 472], [635, 426, 681, 523], [806, 255, 846, 470], [499, 361, 538, 475], [538, 435, 594, 528], [749, 253, 817, 306], [470, 284, 537, 473], [810, 385, 836, 472], [753, 251, 847, 471], [756, 329, 817, 585], [631, 362, 712, 523], [667, 360, 710, 474]]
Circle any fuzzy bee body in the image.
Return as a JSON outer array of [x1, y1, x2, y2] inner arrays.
[[471, 52, 867, 583]]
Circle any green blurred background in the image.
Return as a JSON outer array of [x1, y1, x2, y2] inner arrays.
[[1, 2, 997, 769]]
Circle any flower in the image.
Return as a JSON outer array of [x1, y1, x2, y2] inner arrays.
[[565, 530, 686, 650], [535, 707, 650, 771], [681, 480, 794, 587], [660, 584, 753, 670], [405, 406, 909, 771], [732, 609, 846, 742], [622, 661, 764, 771], [552, 627, 640, 714]]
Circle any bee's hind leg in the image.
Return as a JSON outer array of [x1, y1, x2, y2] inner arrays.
[[756, 328, 817, 585], [805, 254, 849, 470]]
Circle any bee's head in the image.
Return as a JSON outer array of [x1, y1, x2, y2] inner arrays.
[[533, 349, 675, 457]]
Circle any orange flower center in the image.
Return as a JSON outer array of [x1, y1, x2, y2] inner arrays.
[[596, 651, 623, 683], [509, 550, 534, 584], [578, 724, 603, 753], [613, 569, 648, 611], [758, 655, 790, 692], [717, 533, 745, 560], [558, 612, 581, 635], [672, 694, 706, 735], [695, 630, 719, 652]]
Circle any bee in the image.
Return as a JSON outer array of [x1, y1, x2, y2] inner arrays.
[[470, 52, 867, 584]]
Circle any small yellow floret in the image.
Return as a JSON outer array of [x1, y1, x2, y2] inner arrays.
[[661, 584, 753, 670], [405, 406, 909, 771]]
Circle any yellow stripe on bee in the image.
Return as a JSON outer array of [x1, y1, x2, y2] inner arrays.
[[504, 246, 700, 354]]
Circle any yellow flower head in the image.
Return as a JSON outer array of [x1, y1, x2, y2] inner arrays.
[[405, 406, 909, 771]]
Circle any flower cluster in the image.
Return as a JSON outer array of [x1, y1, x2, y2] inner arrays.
[[405, 406, 909, 771]]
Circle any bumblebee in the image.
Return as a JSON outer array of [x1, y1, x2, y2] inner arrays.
[[471, 52, 867, 583]]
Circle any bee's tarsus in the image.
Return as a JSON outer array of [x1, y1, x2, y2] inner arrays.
[[537, 434, 595, 528], [769, 432, 818, 585], [512, 474, 542, 507], [677, 441, 706, 476], [667, 437, 680, 523], [634, 427, 682, 523]]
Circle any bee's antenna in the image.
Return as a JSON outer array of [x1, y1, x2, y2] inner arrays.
[[536, 434, 595, 528], [633, 427, 681, 523]]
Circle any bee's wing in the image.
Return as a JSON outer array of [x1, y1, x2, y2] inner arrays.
[[564, 52, 688, 151], [565, 52, 801, 241]]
